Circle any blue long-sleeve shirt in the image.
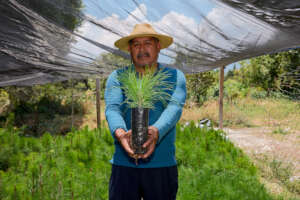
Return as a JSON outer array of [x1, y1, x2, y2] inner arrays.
[[104, 63, 186, 168]]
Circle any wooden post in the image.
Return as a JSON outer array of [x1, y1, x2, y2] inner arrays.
[[96, 78, 101, 129], [71, 78, 74, 129], [219, 66, 225, 130]]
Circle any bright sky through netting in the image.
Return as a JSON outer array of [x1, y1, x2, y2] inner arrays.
[[0, 0, 300, 86]]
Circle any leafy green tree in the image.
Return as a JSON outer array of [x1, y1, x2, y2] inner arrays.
[[16, 0, 83, 31], [3, 79, 93, 135], [277, 50, 300, 98], [237, 49, 300, 98], [173, 50, 217, 105], [186, 72, 216, 105], [225, 64, 237, 80]]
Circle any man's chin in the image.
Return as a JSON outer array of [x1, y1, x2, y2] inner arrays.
[[135, 62, 153, 68]]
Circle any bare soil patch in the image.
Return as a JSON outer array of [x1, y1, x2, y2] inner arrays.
[[225, 127, 300, 176], [224, 127, 300, 198]]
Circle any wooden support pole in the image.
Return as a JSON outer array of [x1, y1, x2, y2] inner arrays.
[[71, 79, 74, 129], [219, 66, 225, 130], [96, 78, 101, 129]]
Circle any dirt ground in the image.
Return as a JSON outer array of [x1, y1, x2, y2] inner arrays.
[[224, 127, 300, 197], [225, 127, 300, 176]]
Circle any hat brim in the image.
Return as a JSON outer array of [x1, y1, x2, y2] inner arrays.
[[114, 33, 173, 52]]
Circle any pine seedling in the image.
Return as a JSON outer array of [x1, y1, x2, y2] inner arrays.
[[117, 65, 173, 109]]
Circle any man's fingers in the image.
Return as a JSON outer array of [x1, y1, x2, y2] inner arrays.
[[118, 130, 135, 158], [122, 141, 134, 155], [142, 138, 152, 148], [121, 140, 137, 159], [115, 129, 138, 159], [140, 127, 159, 158], [127, 130, 132, 147], [142, 144, 155, 159], [142, 131, 157, 148]]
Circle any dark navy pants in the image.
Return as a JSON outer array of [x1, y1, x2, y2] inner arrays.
[[109, 164, 178, 200]]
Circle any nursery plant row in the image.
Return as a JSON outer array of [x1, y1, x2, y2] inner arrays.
[[0, 123, 292, 200]]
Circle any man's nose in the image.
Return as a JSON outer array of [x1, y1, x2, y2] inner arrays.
[[138, 43, 147, 51]]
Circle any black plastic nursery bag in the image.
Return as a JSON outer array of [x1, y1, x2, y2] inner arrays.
[[131, 107, 149, 154]]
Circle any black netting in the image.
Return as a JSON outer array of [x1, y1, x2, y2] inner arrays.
[[1, 0, 300, 86]]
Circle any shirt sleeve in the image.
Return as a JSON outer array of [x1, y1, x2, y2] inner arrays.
[[104, 70, 128, 138], [152, 69, 186, 143]]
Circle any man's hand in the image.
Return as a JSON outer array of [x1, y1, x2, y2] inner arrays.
[[140, 126, 159, 159], [114, 128, 136, 159]]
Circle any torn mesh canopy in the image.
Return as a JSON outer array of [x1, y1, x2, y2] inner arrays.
[[0, 0, 300, 86]]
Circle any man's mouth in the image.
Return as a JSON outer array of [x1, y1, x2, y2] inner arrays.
[[137, 52, 150, 59]]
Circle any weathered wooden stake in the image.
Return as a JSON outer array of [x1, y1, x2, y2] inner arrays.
[[71, 78, 74, 129], [96, 78, 101, 129], [219, 66, 225, 130]]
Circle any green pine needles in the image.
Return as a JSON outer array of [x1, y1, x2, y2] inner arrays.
[[117, 65, 173, 109], [0, 124, 283, 199]]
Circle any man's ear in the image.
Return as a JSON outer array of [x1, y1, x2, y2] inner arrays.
[[157, 41, 161, 50]]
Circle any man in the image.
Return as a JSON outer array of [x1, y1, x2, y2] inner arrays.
[[105, 23, 186, 200]]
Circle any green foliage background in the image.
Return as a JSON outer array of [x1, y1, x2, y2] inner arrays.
[[235, 49, 300, 99], [185, 49, 300, 105], [186, 72, 215, 105], [0, 123, 288, 200], [1, 80, 92, 136]]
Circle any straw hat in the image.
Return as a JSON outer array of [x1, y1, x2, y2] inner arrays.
[[114, 23, 173, 52]]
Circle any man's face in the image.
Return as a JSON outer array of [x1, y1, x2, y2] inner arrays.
[[128, 37, 161, 68]]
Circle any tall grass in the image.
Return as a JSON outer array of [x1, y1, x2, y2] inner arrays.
[[0, 124, 293, 199], [253, 154, 300, 198], [182, 97, 300, 130]]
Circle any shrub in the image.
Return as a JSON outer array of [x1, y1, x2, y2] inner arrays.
[[186, 72, 215, 105], [12, 94, 85, 136], [250, 88, 268, 99]]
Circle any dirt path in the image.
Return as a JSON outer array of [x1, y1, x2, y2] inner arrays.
[[224, 127, 300, 179]]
